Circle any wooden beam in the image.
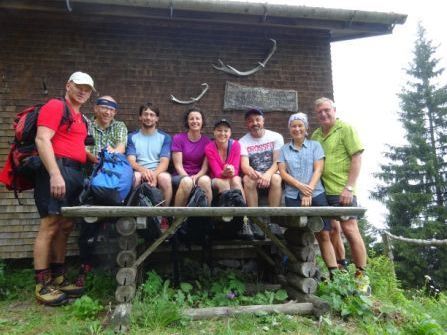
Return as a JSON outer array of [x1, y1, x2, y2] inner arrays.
[[62, 206, 366, 218], [183, 301, 313, 320], [250, 217, 298, 264], [133, 216, 185, 268]]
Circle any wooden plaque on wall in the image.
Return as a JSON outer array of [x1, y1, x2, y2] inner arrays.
[[223, 82, 298, 112]]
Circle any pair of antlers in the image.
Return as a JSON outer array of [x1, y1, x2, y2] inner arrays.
[[170, 39, 277, 104]]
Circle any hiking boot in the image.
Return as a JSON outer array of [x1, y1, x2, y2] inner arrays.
[[250, 223, 265, 240], [337, 259, 349, 271], [52, 275, 84, 298], [237, 222, 254, 240], [74, 263, 93, 290], [35, 282, 67, 306], [268, 223, 284, 239], [355, 271, 372, 296]]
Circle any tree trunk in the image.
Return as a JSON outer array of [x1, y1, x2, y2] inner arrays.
[[284, 229, 315, 246], [286, 273, 317, 294], [289, 245, 316, 262], [115, 284, 136, 303], [285, 286, 330, 317], [183, 301, 313, 320], [287, 261, 317, 278]]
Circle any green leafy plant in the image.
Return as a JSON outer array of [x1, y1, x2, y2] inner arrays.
[[0, 260, 6, 298], [318, 266, 373, 319], [68, 295, 103, 320], [84, 270, 116, 302]]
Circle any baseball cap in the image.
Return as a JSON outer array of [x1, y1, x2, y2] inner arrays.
[[244, 108, 264, 119], [68, 71, 96, 91], [214, 118, 232, 129]]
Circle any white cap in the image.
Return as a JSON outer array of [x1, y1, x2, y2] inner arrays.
[[68, 71, 95, 91]]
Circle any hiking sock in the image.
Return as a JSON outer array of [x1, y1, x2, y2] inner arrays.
[[328, 267, 338, 280], [35, 268, 51, 284], [50, 263, 65, 278], [337, 259, 349, 269]]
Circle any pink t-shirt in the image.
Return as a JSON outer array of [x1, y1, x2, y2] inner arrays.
[[171, 132, 211, 175], [205, 139, 241, 179]]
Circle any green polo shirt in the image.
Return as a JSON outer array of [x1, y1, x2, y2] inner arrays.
[[311, 119, 364, 195], [88, 119, 128, 157]]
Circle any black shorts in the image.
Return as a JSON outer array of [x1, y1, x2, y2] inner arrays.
[[284, 192, 331, 231], [34, 158, 84, 218], [326, 194, 358, 221], [171, 174, 187, 189]]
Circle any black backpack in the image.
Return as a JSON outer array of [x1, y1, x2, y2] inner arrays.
[[126, 183, 164, 241], [177, 186, 211, 246], [213, 189, 246, 240]]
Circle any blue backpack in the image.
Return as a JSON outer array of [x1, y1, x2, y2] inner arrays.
[[82, 150, 134, 205]]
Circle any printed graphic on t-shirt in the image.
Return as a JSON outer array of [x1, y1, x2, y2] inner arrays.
[[247, 141, 274, 172]]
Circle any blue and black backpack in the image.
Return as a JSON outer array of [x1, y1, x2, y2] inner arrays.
[[80, 149, 134, 205]]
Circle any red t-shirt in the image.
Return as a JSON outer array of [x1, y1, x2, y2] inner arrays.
[[37, 98, 87, 163]]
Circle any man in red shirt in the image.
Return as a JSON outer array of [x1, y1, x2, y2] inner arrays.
[[33, 71, 94, 306]]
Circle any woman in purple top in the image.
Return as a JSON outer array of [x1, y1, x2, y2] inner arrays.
[[171, 108, 212, 206], [205, 119, 244, 198]]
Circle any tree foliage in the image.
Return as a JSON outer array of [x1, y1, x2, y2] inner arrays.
[[372, 24, 447, 288]]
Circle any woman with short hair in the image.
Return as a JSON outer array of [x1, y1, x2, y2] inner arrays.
[[171, 108, 212, 206]]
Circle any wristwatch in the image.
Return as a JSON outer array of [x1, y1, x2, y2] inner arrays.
[[345, 185, 354, 192]]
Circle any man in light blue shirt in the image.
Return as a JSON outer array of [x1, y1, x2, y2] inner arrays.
[[127, 102, 172, 205]]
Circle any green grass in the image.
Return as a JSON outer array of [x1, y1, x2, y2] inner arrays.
[[0, 257, 445, 335]]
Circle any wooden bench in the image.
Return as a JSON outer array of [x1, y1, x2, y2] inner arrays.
[[62, 206, 365, 331]]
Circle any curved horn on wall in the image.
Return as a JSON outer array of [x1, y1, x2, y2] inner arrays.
[[212, 38, 277, 77], [170, 83, 209, 104]]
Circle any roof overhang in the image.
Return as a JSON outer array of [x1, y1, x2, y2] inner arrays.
[[0, 0, 407, 41]]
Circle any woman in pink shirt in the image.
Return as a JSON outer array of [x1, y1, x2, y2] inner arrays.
[[205, 119, 244, 198], [171, 108, 212, 205]]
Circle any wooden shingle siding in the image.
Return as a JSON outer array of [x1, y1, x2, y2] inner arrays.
[[0, 10, 333, 259]]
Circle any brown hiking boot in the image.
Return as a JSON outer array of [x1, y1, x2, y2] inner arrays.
[[35, 282, 67, 306], [52, 275, 84, 298]]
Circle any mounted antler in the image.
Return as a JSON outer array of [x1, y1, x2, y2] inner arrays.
[[170, 83, 209, 104], [212, 39, 277, 77]]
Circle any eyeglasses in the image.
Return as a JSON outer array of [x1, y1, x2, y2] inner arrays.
[[316, 108, 332, 114]]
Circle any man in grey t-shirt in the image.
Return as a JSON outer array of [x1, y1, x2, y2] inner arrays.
[[239, 108, 284, 208]]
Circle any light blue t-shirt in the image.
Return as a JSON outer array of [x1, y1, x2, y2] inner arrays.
[[126, 129, 171, 170], [278, 139, 325, 199]]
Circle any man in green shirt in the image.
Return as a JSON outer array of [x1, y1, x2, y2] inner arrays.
[[311, 97, 370, 295], [79, 95, 128, 290], [86, 96, 128, 162]]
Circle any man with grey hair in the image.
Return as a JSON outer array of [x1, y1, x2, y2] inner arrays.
[[78, 95, 128, 290], [311, 97, 370, 295], [86, 96, 128, 161]]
